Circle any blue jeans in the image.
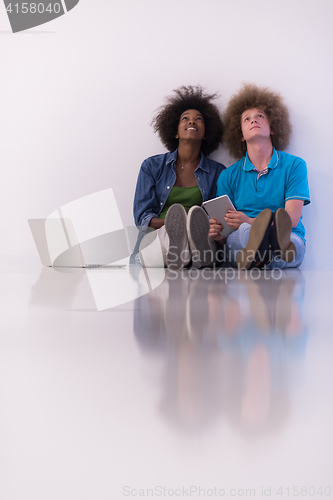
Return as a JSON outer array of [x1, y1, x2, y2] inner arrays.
[[225, 223, 306, 269]]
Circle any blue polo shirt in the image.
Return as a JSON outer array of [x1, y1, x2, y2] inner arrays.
[[216, 149, 310, 241]]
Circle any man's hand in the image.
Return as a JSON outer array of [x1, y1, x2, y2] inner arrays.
[[224, 210, 254, 230], [209, 218, 225, 242]]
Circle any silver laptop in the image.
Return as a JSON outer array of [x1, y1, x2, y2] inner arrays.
[[28, 218, 128, 268]]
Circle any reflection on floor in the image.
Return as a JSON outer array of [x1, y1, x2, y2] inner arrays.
[[1, 256, 333, 500], [134, 269, 306, 434]]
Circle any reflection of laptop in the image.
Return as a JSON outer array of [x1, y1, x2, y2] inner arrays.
[[28, 219, 128, 268]]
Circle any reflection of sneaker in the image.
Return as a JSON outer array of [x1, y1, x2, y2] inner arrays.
[[165, 204, 189, 269], [187, 206, 215, 268], [237, 209, 273, 270], [270, 209, 296, 262]]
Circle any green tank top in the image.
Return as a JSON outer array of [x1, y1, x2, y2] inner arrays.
[[159, 185, 203, 219]]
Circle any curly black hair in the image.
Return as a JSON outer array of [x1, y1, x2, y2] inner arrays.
[[151, 85, 223, 156], [224, 83, 292, 159]]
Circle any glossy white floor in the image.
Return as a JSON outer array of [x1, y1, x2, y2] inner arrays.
[[1, 255, 333, 500]]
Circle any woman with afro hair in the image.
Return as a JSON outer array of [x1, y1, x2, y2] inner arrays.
[[133, 85, 225, 268], [208, 83, 310, 270]]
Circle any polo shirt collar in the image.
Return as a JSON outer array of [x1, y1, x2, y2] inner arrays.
[[167, 149, 209, 172], [243, 147, 279, 171]]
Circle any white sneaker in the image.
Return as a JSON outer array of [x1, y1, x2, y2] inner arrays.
[[187, 206, 215, 268]]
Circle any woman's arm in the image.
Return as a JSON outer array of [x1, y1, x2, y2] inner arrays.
[[149, 218, 165, 229]]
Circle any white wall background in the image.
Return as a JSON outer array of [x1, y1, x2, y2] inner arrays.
[[1, 0, 332, 269]]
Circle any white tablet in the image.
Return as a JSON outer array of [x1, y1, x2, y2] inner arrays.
[[202, 195, 236, 236]]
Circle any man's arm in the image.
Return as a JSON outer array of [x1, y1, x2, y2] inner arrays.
[[224, 210, 255, 229], [226, 200, 304, 230], [285, 199, 304, 227], [211, 200, 304, 238], [209, 211, 255, 241]]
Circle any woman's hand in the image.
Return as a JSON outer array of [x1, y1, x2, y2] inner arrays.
[[149, 218, 165, 229], [209, 218, 225, 242], [224, 210, 253, 230]]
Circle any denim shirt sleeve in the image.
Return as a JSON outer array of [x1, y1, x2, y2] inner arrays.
[[133, 157, 160, 229]]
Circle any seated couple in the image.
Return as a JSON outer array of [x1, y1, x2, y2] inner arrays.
[[133, 84, 310, 270]]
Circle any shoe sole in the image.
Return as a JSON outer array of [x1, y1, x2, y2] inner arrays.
[[237, 208, 272, 270], [274, 209, 296, 263], [187, 206, 213, 268], [165, 204, 188, 269]]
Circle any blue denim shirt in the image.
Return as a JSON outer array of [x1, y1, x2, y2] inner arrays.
[[133, 149, 225, 229]]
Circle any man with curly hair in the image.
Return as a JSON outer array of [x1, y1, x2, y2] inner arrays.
[[133, 85, 225, 268], [209, 83, 310, 269]]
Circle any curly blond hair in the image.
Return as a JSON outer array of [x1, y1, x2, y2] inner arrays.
[[223, 83, 292, 159]]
